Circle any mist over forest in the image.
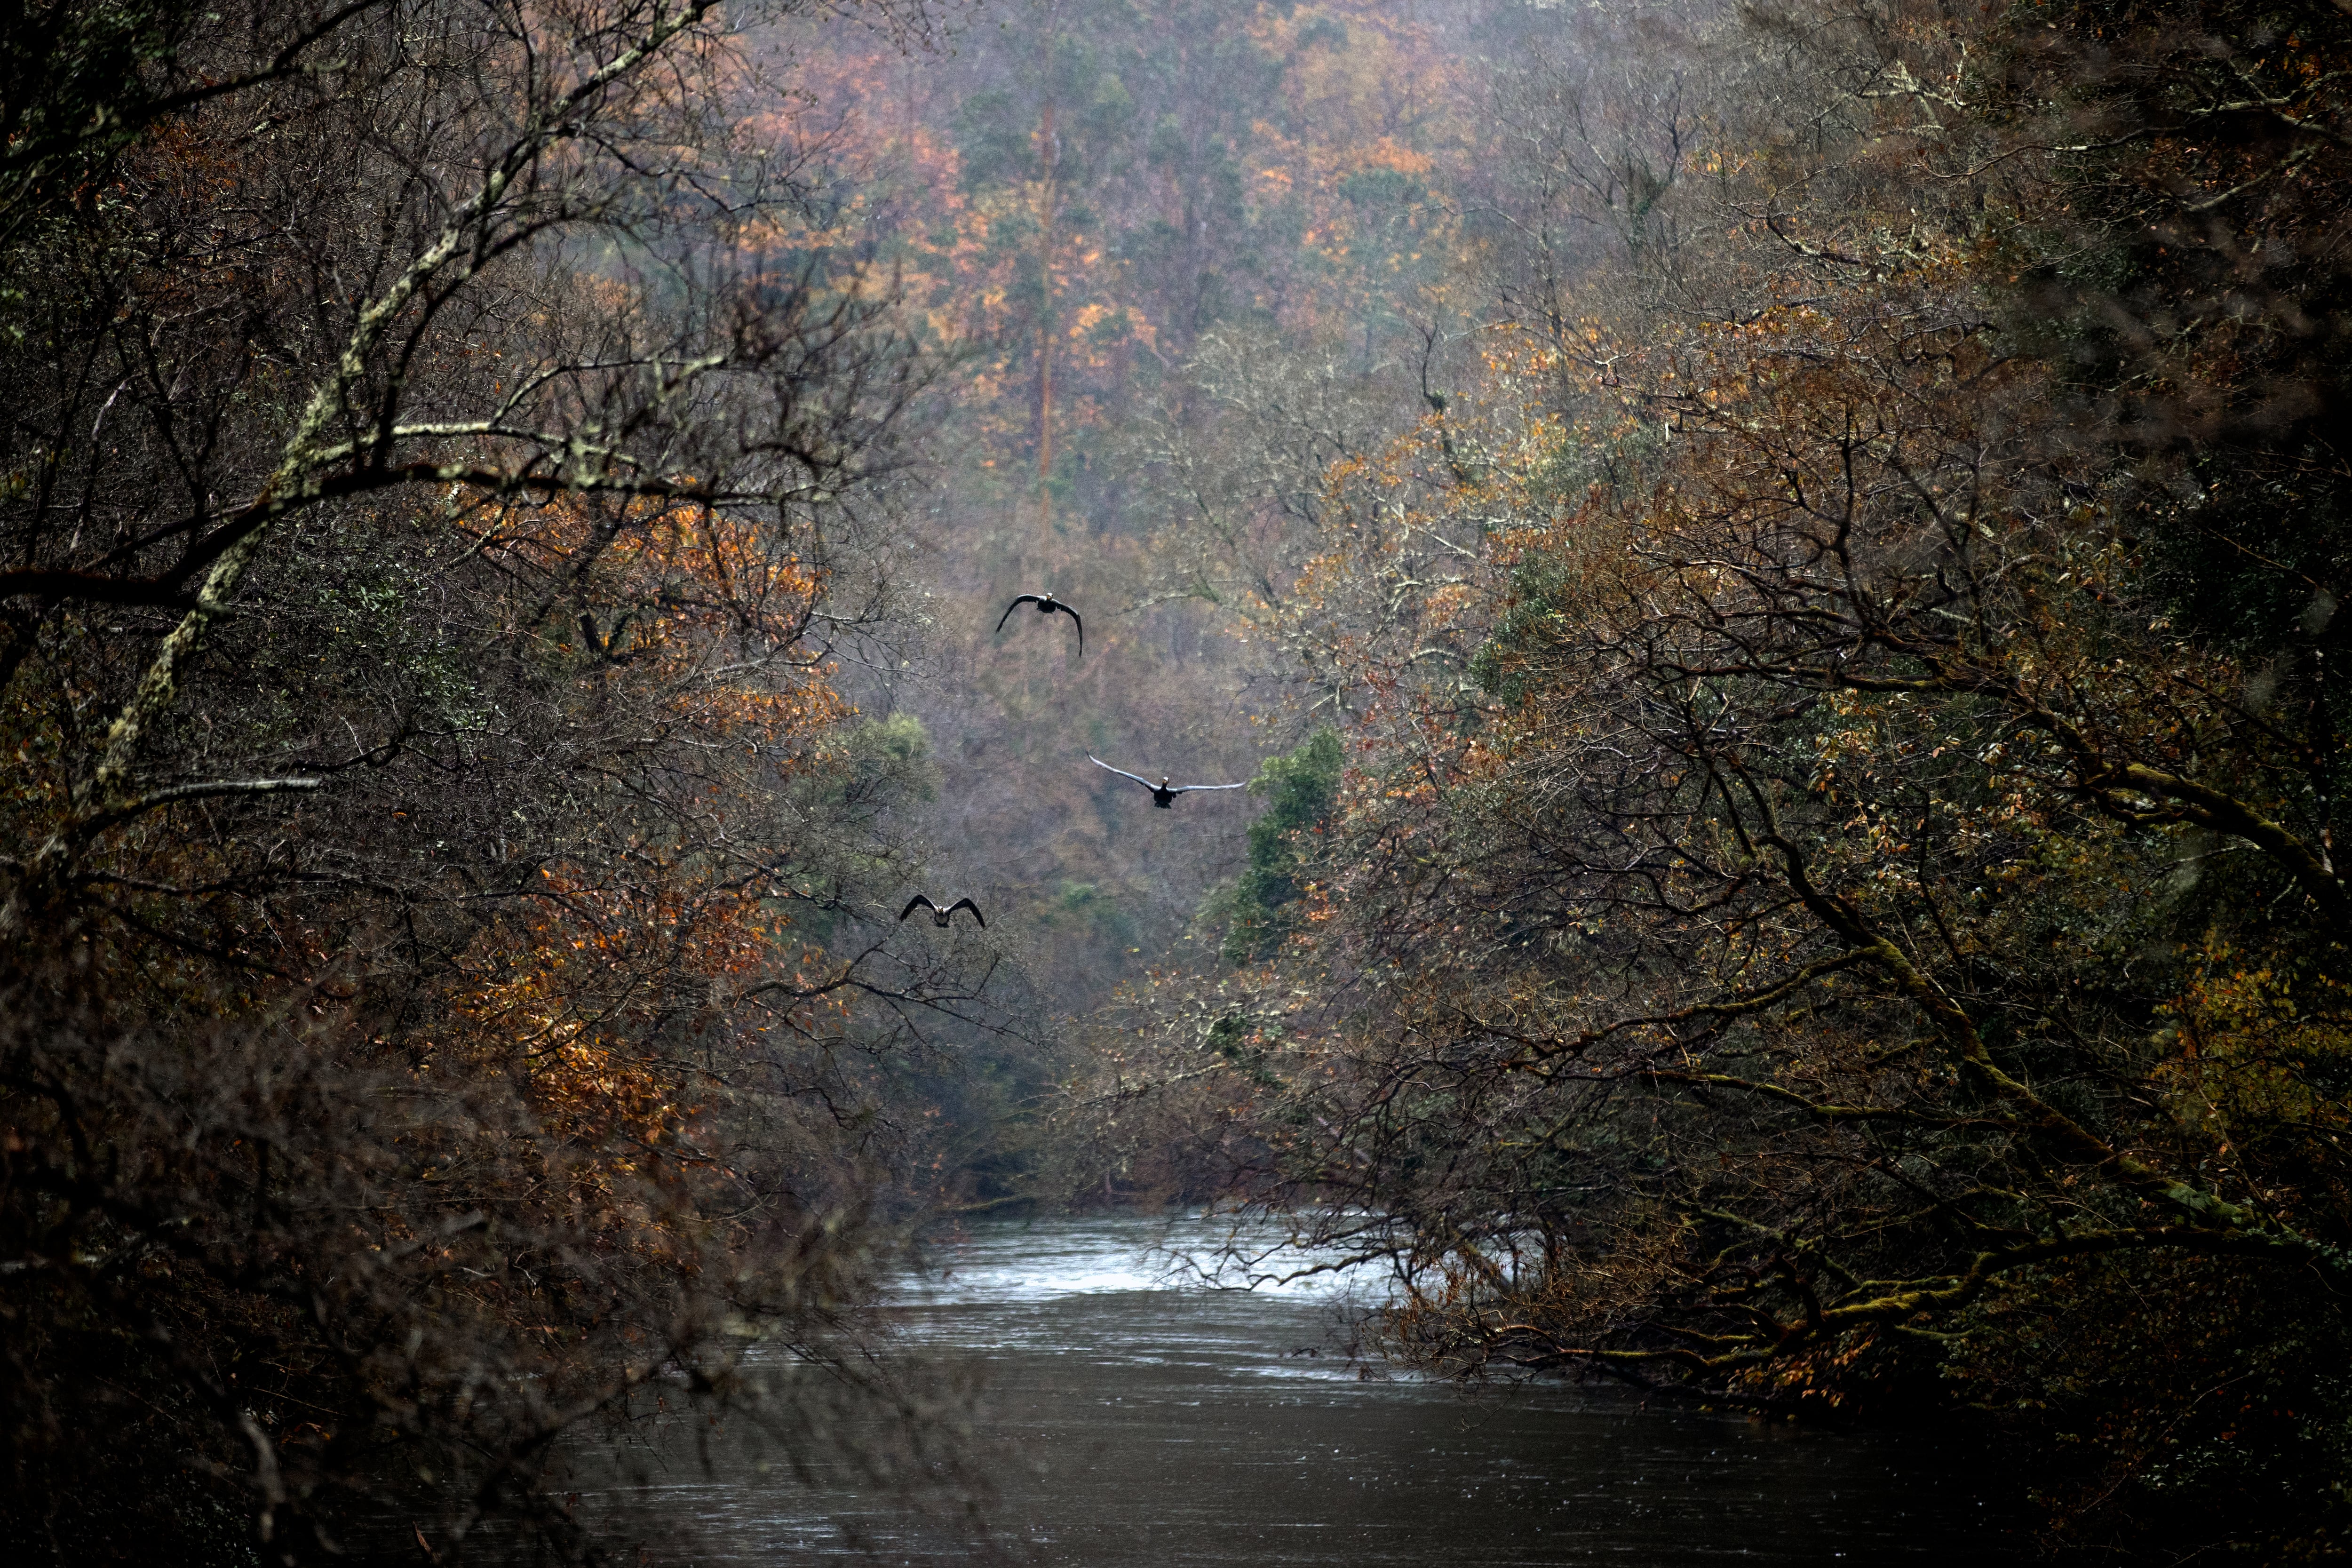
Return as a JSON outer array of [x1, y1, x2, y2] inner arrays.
[[4, 0, 2349, 1562]]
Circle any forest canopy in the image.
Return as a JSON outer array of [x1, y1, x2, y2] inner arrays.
[[0, 1, 1029, 1560], [7, 0, 2352, 1562], [1050, 0, 2352, 1558]]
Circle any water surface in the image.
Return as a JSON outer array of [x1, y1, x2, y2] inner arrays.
[[579, 1213, 2024, 1564]]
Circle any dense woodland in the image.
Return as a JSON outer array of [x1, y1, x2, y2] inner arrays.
[[3, 0, 2349, 1562]]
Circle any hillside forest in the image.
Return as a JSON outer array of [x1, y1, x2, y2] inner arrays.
[[4, 0, 2351, 1562]]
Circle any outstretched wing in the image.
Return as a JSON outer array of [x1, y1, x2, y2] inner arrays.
[[898, 894, 938, 922], [945, 897, 985, 929], [1052, 601, 1083, 656], [1171, 782, 1248, 795], [1089, 756, 1156, 791], [995, 594, 1042, 634]]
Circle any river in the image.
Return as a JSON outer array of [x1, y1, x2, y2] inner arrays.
[[557, 1213, 2024, 1565]]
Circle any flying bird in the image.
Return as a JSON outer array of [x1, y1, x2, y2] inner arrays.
[[899, 894, 985, 928], [994, 592, 1082, 656], [1089, 755, 1248, 809]]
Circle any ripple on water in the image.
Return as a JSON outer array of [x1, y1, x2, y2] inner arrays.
[[471, 1214, 2032, 1565]]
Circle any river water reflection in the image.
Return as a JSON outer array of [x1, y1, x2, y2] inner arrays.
[[556, 1214, 2025, 1565]]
